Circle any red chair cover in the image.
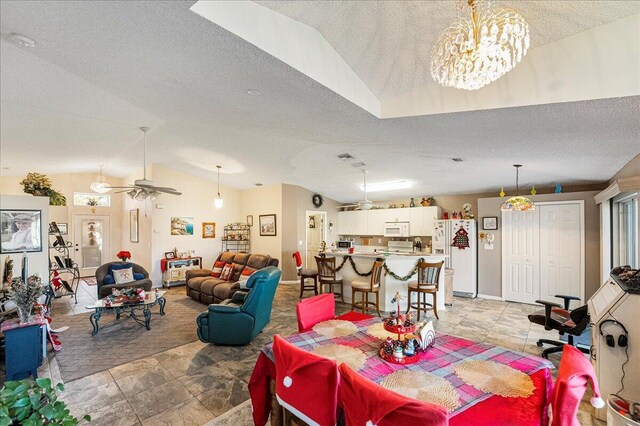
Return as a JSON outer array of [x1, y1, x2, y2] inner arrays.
[[273, 335, 339, 426], [296, 294, 336, 332], [336, 311, 374, 322], [338, 363, 448, 426], [550, 345, 604, 426], [293, 251, 303, 269]]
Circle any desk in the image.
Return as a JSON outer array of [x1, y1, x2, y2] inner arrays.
[[249, 316, 553, 426]]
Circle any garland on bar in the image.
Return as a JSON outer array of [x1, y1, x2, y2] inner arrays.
[[334, 255, 426, 281]]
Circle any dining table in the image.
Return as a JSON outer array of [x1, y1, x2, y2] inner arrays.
[[249, 313, 554, 426]]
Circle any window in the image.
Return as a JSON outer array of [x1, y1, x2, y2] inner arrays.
[[73, 193, 110, 207], [614, 193, 638, 268]]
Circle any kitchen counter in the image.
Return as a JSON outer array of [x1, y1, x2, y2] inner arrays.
[[322, 252, 447, 313]]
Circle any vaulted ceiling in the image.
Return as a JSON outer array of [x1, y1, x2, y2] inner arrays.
[[1, 1, 638, 203]]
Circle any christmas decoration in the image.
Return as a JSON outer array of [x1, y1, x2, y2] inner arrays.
[[451, 226, 470, 250]]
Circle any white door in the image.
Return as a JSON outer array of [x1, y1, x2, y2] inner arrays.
[[73, 215, 110, 277], [502, 209, 540, 304], [306, 212, 326, 266], [539, 203, 583, 302]]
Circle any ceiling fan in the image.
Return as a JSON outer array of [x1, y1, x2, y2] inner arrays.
[[110, 127, 182, 200], [340, 170, 384, 210]]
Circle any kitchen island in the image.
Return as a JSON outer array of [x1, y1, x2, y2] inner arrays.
[[322, 251, 447, 313]]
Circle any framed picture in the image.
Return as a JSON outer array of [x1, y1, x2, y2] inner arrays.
[[1, 210, 42, 254], [482, 216, 498, 230], [165, 251, 175, 260], [171, 217, 194, 235], [130, 209, 139, 243], [247, 215, 253, 227], [58, 223, 68, 235], [259, 214, 277, 236], [202, 222, 216, 238]]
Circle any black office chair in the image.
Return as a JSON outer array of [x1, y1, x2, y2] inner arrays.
[[527, 294, 590, 359]]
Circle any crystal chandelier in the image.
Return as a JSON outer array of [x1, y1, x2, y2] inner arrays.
[[431, 0, 530, 90], [501, 164, 535, 211], [90, 165, 111, 193]]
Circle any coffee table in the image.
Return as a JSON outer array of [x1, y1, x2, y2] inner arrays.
[[86, 290, 166, 335]]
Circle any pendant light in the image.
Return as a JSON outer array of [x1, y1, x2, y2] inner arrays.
[[357, 169, 373, 210], [90, 165, 111, 193], [214, 165, 223, 208], [501, 164, 535, 211]]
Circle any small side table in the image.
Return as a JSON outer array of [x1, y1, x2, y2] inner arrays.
[[2, 315, 47, 381]]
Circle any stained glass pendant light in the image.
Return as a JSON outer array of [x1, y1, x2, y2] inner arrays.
[[214, 165, 223, 208], [431, 0, 530, 90], [90, 165, 111, 193], [501, 164, 535, 211]]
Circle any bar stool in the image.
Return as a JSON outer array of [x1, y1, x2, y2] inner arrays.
[[351, 260, 384, 317], [406, 261, 443, 321], [315, 256, 344, 302], [293, 251, 318, 298]]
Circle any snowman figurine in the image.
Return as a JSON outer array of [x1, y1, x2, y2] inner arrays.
[[404, 339, 416, 356], [393, 344, 405, 359]]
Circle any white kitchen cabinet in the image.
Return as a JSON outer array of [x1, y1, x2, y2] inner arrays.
[[366, 209, 387, 235], [420, 206, 441, 236], [337, 210, 367, 235], [409, 207, 423, 235], [338, 207, 440, 236], [383, 208, 410, 223]]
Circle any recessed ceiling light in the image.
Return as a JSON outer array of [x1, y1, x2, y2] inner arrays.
[[337, 153, 354, 161], [255, 183, 263, 186], [9, 33, 36, 48], [246, 89, 262, 96], [0, 167, 10, 170], [361, 180, 412, 193], [451, 158, 464, 162], [352, 162, 366, 168]]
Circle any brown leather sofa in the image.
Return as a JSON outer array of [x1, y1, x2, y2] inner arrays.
[[186, 252, 279, 304]]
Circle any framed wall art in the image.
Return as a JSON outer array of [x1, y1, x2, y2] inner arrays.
[[259, 214, 277, 236], [130, 209, 139, 243], [0, 209, 42, 254], [482, 216, 498, 230], [202, 222, 216, 238]]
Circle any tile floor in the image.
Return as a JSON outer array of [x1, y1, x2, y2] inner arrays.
[[39, 282, 603, 425]]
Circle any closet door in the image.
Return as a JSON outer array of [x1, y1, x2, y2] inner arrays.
[[539, 203, 583, 302], [502, 209, 540, 304]]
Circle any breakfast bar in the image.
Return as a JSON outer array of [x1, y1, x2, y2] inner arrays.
[[322, 251, 447, 312]]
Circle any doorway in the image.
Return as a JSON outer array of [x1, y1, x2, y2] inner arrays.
[[501, 201, 585, 304], [73, 214, 111, 277], [305, 211, 327, 267]]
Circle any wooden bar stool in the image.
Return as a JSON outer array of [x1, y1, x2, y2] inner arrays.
[[315, 256, 344, 302], [406, 261, 443, 321], [351, 260, 384, 317], [293, 251, 318, 298]]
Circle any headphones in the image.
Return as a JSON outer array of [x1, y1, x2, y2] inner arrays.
[[599, 320, 628, 348]]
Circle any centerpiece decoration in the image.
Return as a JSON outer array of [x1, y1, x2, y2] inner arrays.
[[106, 287, 145, 305], [116, 250, 131, 262], [379, 292, 420, 365]]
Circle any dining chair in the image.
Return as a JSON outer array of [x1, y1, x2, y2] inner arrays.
[[350, 260, 384, 317], [550, 345, 604, 426], [338, 363, 448, 426], [315, 256, 344, 302], [407, 261, 443, 320], [293, 251, 318, 298], [273, 335, 340, 426], [296, 293, 335, 332]]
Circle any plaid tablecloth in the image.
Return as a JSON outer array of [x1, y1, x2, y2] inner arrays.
[[263, 317, 553, 416]]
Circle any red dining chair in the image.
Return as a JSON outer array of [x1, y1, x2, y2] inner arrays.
[[550, 345, 604, 426], [338, 363, 449, 426], [273, 335, 340, 426], [296, 293, 335, 332]]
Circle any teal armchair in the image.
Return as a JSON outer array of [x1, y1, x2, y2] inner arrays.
[[196, 266, 281, 345]]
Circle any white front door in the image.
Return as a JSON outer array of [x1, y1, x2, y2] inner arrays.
[[502, 209, 540, 304], [539, 203, 583, 302], [306, 212, 326, 267], [73, 215, 110, 277]]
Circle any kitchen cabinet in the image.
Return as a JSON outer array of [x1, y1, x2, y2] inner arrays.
[[338, 207, 441, 236], [366, 209, 387, 235], [337, 210, 367, 235], [418, 206, 441, 236]]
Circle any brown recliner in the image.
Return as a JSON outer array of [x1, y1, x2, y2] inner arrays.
[[186, 252, 279, 304], [95, 261, 153, 298]]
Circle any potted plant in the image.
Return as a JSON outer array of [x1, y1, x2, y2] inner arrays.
[[116, 251, 131, 262], [19, 173, 66, 206], [8, 275, 43, 324], [0, 378, 90, 425], [420, 197, 434, 207]]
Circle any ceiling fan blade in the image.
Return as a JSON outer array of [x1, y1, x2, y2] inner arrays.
[[108, 186, 137, 189], [154, 187, 182, 195]]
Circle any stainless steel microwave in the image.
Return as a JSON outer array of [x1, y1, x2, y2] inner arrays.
[[337, 240, 355, 249]]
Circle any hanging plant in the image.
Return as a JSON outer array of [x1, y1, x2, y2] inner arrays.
[[19, 173, 66, 206]]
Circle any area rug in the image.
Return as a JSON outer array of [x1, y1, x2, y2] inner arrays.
[[82, 277, 97, 286], [52, 290, 204, 382]]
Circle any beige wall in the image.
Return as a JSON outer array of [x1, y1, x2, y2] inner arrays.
[[609, 153, 640, 183], [240, 184, 283, 262], [477, 191, 601, 299], [120, 168, 154, 275]]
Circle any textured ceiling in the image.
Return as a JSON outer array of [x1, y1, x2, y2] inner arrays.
[[257, 1, 640, 100], [0, 1, 639, 203]]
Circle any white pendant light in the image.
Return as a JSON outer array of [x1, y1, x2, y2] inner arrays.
[[214, 165, 223, 208], [90, 165, 111, 193]]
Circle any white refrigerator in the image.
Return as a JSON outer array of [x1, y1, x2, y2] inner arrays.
[[433, 219, 477, 297]]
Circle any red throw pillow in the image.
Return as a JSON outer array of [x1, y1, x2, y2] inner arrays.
[[220, 263, 234, 281], [211, 260, 226, 278], [241, 267, 256, 277]]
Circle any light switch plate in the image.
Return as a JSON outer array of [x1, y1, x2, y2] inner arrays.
[[298, 240, 303, 246]]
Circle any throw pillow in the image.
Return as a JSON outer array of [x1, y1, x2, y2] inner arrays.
[[109, 263, 132, 275], [113, 267, 135, 284], [103, 275, 115, 285], [220, 263, 234, 281], [211, 260, 226, 278], [239, 267, 256, 289], [133, 273, 145, 280]]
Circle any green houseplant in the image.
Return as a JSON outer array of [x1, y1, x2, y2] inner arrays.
[[19, 173, 66, 206], [0, 378, 90, 425]]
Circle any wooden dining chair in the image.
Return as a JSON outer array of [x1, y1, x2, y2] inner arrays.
[[350, 260, 384, 317], [273, 335, 340, 426], [295, 293, 335, 332], [315, 256, 344, 302], [338, 363, 448, 426], [407, 261, 443, 320], [293, 251, 318, 298]]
